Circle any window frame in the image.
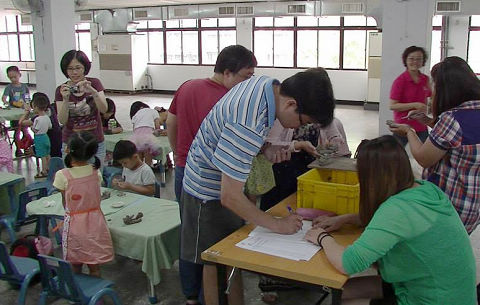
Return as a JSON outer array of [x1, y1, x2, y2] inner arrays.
[[467, 16, 480, 74], [252, 16, 378, 70], [0, 15, 34, 62]]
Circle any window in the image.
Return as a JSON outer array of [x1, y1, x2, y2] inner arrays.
[[253, 16, 377, 69], [430, 15, 443, 68], [138, 18, 236, 65], [0, 15, 34, 61], [468, 16, 480, 73], [75, 23, 91, 61]]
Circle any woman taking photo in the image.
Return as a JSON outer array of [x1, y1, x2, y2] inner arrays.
[[55, 50, 108, 167], [390, 56, 480, 234], [306, 135, 476, 305]]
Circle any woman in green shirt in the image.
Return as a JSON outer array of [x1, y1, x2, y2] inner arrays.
[[305, 135, 476, 305]]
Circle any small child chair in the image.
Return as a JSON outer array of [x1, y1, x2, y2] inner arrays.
[[0, 241, 40, 305], [37, 254, 123, 305]]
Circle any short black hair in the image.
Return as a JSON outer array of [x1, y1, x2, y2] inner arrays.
[[113, 140, 137, 160], [32, 92, 50, 111], [60, 50, 91, 78], [280, 68, 335, 127], [106, 98, 116, 113], [6, 66, 20, 74], [402, 46, 428, 67], [130, 101, 149, 119], [214, 45, 257, 74]]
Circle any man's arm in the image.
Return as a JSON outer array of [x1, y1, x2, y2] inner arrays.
[[220, 173, 303, 234], [166, 112, 177, 156]]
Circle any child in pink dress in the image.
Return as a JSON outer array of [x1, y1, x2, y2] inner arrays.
[[53, 131, 113, 277], [129, 101, 161, 167]]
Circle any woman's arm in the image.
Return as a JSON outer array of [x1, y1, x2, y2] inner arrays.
[[56, 84, 71, 125], [305, 227, 347, 273]]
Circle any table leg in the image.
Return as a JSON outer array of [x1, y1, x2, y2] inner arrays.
[[159, 163, 166, 187], [148, 279, 158, 304], [331, 288, 343, 305]]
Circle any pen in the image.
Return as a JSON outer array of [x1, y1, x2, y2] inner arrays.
[[287, 205, 294, 214]]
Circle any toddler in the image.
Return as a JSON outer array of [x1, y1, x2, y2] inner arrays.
[[112, 140, 156, 196], [19, 92, 52, 178], [53, 131, 113, 277]]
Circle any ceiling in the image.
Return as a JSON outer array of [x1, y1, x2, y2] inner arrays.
[[1, 0, 280, 13]]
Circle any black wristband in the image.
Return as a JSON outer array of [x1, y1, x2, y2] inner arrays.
[[316, 232, 331, 246]]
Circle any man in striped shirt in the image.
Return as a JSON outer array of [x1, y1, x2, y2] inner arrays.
[[181, 69, 335, 305]]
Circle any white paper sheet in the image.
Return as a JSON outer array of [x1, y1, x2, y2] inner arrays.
[[236, 220, 320, 261]]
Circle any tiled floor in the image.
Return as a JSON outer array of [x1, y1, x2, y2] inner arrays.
[[1, 87, 478, 305]]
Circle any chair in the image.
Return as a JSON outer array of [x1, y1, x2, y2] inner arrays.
[[0, 241, 40, 305], [0, 178, 29, 243], [25, 157, 64, 195], [37, 254, 123, 305]]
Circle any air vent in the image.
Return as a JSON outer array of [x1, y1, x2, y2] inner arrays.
[[20, 14, 31, 25], [218, 6, 235, 16], [236, 6, 254, 16], [342, 3, 364, 14], [436, 1, 461, 12], [288, 4, 306, 14], [79, 12, 93, 22], [173, 7, 189, 18], [134, 10, 148, 18]]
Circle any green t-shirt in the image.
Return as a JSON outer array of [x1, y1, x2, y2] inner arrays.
[[342, 180, 476, 305]]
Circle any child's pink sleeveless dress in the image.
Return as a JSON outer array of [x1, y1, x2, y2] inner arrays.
[[62, 168, 114, 264]]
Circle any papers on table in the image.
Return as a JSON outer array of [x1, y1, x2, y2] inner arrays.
[[236, 220, 320, 261]]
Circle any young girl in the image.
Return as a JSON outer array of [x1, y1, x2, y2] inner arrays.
[[306, 135, 476, 305], [102, 98, 123, 135], [53, 131, 113, 277], [129, 101, 161, 167]]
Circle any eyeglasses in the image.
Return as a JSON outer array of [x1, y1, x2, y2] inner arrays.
[[407, 57, 423, 62], [67, 66, 84, 72]]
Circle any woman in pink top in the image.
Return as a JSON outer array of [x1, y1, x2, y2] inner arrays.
[[53, 131, 113, 277], [390, 46, 432, 147]]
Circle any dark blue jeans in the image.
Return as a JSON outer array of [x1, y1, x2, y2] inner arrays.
[[175, 166, 204, 303]]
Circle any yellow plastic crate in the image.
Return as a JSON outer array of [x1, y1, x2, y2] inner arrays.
[[297, 168, 359, 215]]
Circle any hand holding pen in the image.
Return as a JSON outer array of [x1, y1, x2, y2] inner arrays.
[[272, 205, 302, 234]]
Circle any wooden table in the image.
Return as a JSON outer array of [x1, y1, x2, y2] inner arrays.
[[201, 193, 363, 304]]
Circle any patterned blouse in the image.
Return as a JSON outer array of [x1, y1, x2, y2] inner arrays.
[[423, 100, 480, 234]]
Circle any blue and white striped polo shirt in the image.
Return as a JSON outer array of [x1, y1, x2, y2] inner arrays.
[[183, 76, 278, 201]]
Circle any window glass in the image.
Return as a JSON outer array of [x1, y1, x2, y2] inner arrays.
[[366, 17, 377, 26], [430, 29, 441, 68], [344, 16, 366, 26], [202, 30, 218, 64], [148, 32, 164, 63], [166, 20, 179, 28], [343, 30, 366, 69], [471, 16, 480, 26], [432, 15, 443, 27], [0, 16, 6, 32], [297, 16, 318, 27], [255, 17, 273, 27], [275, 17, 294, 27], [7, 34, 19, 61], [18, 21, 33, 32], [136, 20, 148, 29], [19, 33, 34, 61], [274, 30, 293, 67], [166, 31, 182, 63], [148, 20, 163, 28], [318, 31, 339, 68], [218, 18, 235, 27], [76, 23, 90, 30], [201, 18, 217, 27], [77, 32, 92, 61], [318, 16, 340, 26], [6, 15, 17, 32], [182, 31, 198, 64], [180, 19, 197, 28], [219, 30, 236, 50], [467, 31, 480, 73], [0, 36, 8, 60], [297, 30, 317, 67], [254, 30, 273, 66]]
